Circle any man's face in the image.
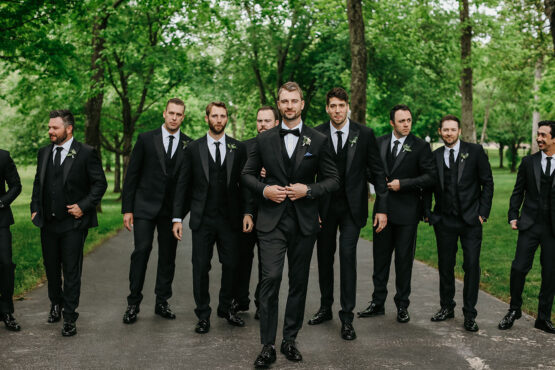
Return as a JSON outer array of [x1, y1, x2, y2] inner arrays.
[[439, 120, 461, 147], [48, 117, 72, 145], [390, 110, 412, 137], [325, 97, 349, 126], [537, 125, 555, 153], [163, 103, 185, 133], [256, 109, 279, 133], [205, 106, 228, 135], [277, 90, 304, 122]]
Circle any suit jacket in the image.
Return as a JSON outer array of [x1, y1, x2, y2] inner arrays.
[[173, 134, 248, 231], [508, 152, 555, 234], [0, 150, 22, 227], [122, 128, 192, 220], [315, 120, 388, 228], [424, 141, 493, 226], [375, 132, 435, 225], [241, 124, 340, 236], [30, 140, 107, 229]]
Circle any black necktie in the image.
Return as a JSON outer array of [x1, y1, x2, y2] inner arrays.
[[546, 157, 552, 176], [279, 128, 300, 137], [336, 131, 343, 154], [214, 141, 221, 167], [449, 148, 455, 169], [166, 135, 174, 159], [391, 140, 400, 160], [54, 147, 63, 168]]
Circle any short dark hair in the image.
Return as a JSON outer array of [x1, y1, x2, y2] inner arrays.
[[439, 114, 460, 129], [539, 120, 555, 137], [166, 98, 185, 111], [278, 81, 304, 101], [49, 109, 74, 127], [389, 104, 412, 122], [205, 101, 228, 116], [326, 87, 349, 105], [257, 106, 279, 121]]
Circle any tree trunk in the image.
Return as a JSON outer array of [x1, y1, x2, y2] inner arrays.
[[459, 0, 476, 143], [105, 158, 112, 173], [546, 0, 555, 55], [114, 151, 121, 193], [479, 99, 491, 144], [499, 144, 504, 169], [532, 57, 543, 153], [347, 0, 367, 124], [510, 142, 518, 173]]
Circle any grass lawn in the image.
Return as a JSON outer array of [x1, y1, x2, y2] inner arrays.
[[10, 166, 122, 296]]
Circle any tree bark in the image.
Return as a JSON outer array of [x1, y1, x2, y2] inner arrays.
[[479, 95, 491, 144], [531, 57, 543, 153], [347, 0, 367, 124], [114, 151, 121, 193], [459, 0, 476, 143], [499, 144, 504, 169], [510, 142, 518, 173], [546, 0, 555, 55]]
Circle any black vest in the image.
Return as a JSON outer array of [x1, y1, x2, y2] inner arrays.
[[280, 136, 299, 216], [442, 161, 461, 216], [44, 150, 69, 222], [331, 139, 348, 203], [204, 153, 228, 219], [538, 167, 554, 223], [160, 150, 178, 217]]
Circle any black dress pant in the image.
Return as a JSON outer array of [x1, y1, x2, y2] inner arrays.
[[257, 213, 316, 345], [509, 221, 555, 320], [191, 214, 239, 320], [0, 227, 15, 314], [433, 215, 482, 319], [128, 216, 178, 306], [233, 230, 261, 309], [41, 223, 87, 322], [372, 222, 418, 309], [317, 204, 360, 323]]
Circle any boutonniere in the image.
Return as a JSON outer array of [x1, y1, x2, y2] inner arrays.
[[302, 136, 311, 147], [460, 152, 469, 161], [67, 149, 77, 159], [349, 136, 359, 147], [402, 144, 412, 152], [182, 140, 189, 150], [227, 143, 237, 152]]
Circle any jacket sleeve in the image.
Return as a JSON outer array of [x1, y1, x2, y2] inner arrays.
[[366, 128, 388, 214], [0, 151, 22, 206], [477, 146, 494, 218], [398, 142, 436, 191], [121, 134, 145, 214], [508, 157, 527, 223], [77, 148, 107, 213], [172, 145, 192, 219], [309, 136, 340, 198], [30, 149, 43, 214]]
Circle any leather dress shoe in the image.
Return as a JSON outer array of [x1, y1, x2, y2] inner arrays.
[[254, 344, 276, 368], [534, 319, 555, 334], [217, 309, 245, 327], [61, 321, 77, 337], [431, 307, 455, 322], [498, 309, 521, 330], [48, 304, 61, 323], [195, 319, 210, 334], [2, 313, 21, 331], [280, 340, 302, 362], [123, 305, 140, 324], [155, 303, 176, 319], [357, 302, 385, 318], [397, 307, 410, 323], [231, 299, 249, 312], [464, 318, 479, 332], [307, 307, 332, 325], [341, 322, 356, 340], [254, 308, 260, 320]]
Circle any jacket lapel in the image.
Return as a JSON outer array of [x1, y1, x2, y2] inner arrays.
[[379, 135, 390, 178], [153, 129, 167, 175], [346, 123, 359, 174], [533, 152, 541, 193], [172, 132, 188, 176], [62, 140, 79, 184], [293, 126, 309, 174], [436, 148, 444, 190], [39, 145, 52, 188], [199, 136, 209, 182], [272, 127, 287, 177], [225, 136, 234, 187], [457, 141, 467, 184], [390, 134, 412, 174]]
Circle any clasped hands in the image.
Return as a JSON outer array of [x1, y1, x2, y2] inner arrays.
[[263, 183, 307, 203]]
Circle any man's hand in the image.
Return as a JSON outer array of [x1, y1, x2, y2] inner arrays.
[[260, 167, 267, 178], [31, 212, 37, 221], [285, 183, 308, 201], [387, 179, 401, 192], [510, 220, 518, 230], [67, 204, 83, 219], [263, 185, 287, 203], [243, 214, 254, 233], [479, 216, 484, 225], [123, 212, 134, 232], [373, 213, 387, 233], [173, 222, 183, 241]]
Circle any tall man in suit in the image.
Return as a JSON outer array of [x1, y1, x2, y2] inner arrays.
[[0, 149, 22, 331], [172, 101, 250, 334], [308, 87, 388, 341], [498, 120, 555, 334], [31, 110, 107, 336], [121, 98, 193, 324], [424, 115, 493, 332], [358, 104, 435, 323], [242, 82, 339, 368]]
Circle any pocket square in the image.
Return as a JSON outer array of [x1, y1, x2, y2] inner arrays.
[[304, 152, 313, 157]]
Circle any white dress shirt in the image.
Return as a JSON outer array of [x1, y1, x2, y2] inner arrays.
[[207, 133, 226, 164], [52, 137, 74, 165], [443, 140, 461, 168], [282, 121, 303, 158], [330, 119, 349, 152], [161, 125, 180, 158], [541, 151, 554, 175], [389, 133, 407, 157]]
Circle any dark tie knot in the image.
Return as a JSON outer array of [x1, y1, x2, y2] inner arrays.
[[394, 140, 400, 145], [214, 141, 220, 148], [279, 128, 300, 137], [168, 136, 174, 142], [336, 131, 343, 137], [450, 149, 454, 154], [56, 147, 64, 153]]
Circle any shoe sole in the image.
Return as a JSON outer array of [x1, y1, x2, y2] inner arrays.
[[357, 312, 385, 318], [155, 312, 176, 319], [307, 317, 332, 325], [123, 318, 137, 324], [430, 314, 454, 322]]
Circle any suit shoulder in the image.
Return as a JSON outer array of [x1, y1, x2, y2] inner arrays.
[[305, 125, 327, 141], [180, 132, 193, 142], [0, 149, 9, 159], [314, 122, 328, 132], [433, 146, 443, 154]]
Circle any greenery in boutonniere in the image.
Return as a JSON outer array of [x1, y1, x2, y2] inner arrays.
[[227, 143, 237, 152], [460, 152, 469, 161], [67, 149, 77, 159], [349, 136, 358, 147], [402, 144, 412, 152], [182, 140, 189, 150], [302, 136, 311, 146]]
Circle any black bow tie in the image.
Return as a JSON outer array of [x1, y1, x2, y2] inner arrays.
[[279, 128, 300, 137]]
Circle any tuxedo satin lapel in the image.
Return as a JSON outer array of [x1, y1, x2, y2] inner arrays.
[[226, 136, 234, 187], [436, 148, 444, 190], [533, 153, 541, 193], [272, 128, 287, 176], [391, 134, 411, 174], [346, 124, 359, 174], [293, 127, 309, 174], [62, 140, 79, 184], [379, 135, 390, 177], [172, 134, 186, 176], [153, 131, 167, 175], [199, 137, 209, 182], [457, 141, 467, 184]]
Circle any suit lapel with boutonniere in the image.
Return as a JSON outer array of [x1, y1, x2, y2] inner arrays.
[[293, 126, 311, 174], [153, 129, 167, 175], [436, 148, 445, 190], [457, 141, 468, 184], [225, 136, 236, 187], [172, 133, 189, 176], [199, 136, 210, 182], [379, 135, 390, 178], [63, 140, 79, 184], [391, 134, 414, 174], [345, 123, 360, 174], [533, 151, 542, 193]]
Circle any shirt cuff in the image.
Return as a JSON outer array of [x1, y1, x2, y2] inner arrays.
[[172, 218, 182, 223], [262, 185, 269, 199]]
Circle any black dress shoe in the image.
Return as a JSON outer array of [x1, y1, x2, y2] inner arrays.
[[123, 304, 140, 324], [431, 307, 455, 322], [534, 319, 555, 334], [254, 344, 276, 368], [397, 307, 410, 323], [2, 313, 21, 332], [195, 319, 210, 334], [464, 318, 479, 332], [231, 299, 249, 312], [281, 340, 302, 362], [48, 304, 61, 323], [341, 322, 356, 340], [61, 321, 77, 337], [498, 309, 521, 330], [225, 311, 245, 327], [254, 308, 260, 320], [307, 307, 332, 325], [155, 303, 176, 319], [357, 302, 385, 318]]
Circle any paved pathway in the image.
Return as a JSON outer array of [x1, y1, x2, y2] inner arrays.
[[2, 226, 555, 369]]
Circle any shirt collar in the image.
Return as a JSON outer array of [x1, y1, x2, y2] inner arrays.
[[330, 119, 349, 136], [390, 132, 407, 146], [541, 151, 553, 160], [161, 125, 180, 140], [445, 140, 461, 153], [207, 132, 226, 147], [281, 120, 303, 132], [53, 137, 74, 152]]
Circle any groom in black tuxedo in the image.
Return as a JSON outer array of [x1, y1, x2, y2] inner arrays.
[[424, 115, 493, 332], [242, 82, 339, 367], [121, 98, 192, 324]]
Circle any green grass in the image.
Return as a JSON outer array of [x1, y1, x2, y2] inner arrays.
[[10, 166, 122, 296]]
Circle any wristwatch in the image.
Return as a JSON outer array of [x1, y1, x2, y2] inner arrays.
[[306, 185, 313, 199], [480, 216, 487, 223]]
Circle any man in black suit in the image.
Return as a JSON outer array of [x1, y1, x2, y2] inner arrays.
[[31, 110, 107, 336], [0, 149, 22, 331], [358, 104, 435, 323], [121, 98, 193, 324], [424, 115, 493, 332], [307, 87, 388, 341], [233, 106, 279, 318], [498, 120, 555, 334], [242, 82, 339, 368], [172, 101, 250, 334]]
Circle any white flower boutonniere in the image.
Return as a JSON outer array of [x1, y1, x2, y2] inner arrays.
[[460, 152, 469, 161], [402, 144, 412, 152], [302, 136, 311, 147], [67, 149, 77, 159], [349, 136, 359, 147], [227, 143, 237, 152], [182, 140, 189, 150]]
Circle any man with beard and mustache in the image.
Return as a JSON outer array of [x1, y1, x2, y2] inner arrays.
[[423, 115, 493, 332], [242, 82, 339, 367], [31, 110, 107, 336], [498, 120, 555, 334], [172, 101, 251, 334]]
